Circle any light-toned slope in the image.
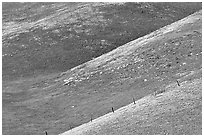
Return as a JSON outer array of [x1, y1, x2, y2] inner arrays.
[[61, 74, 201, 135], [60, 10, 202, 135], [62, 10, 201, 85]]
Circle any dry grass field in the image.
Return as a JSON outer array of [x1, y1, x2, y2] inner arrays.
[[62, 72, 201, 135], [2, 3, 202, 135], [2, 2, 201, 80]]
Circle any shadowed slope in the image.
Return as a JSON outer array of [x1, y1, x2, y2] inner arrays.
[[60, 10, 202, 135], [61, 75, 201, 135], [2, 2, 201, 80], [61, 10, 201, 87], [2, 10, 202, 135]]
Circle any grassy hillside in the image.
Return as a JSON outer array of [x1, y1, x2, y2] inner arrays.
[[2, 2, 201, 80], [2, 8, 202, 135], [61, 75, 201, 135]]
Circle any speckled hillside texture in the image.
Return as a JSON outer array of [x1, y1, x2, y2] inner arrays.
[[60, 10, 202, 135], [2, 2, 201, 80], [61, 76, 201, 135], [2, 6, 202, 135]]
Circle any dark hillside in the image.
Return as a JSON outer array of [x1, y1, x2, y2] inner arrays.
[[2, 2, 201, 80], [2, 10, 202, 135], [61, 78, 202, 135]]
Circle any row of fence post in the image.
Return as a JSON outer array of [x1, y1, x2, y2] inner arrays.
[[44, 79, 181, 134]]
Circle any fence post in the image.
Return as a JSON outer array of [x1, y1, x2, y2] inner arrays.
[[112, 107, 114, 113], [133, 97, 136, 104], [91, 114, 93, 122], [176, 80, 180, 86]]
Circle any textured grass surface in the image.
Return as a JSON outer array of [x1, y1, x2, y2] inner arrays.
[[2, 9, 202, 135], [2, 2, 201, 80], [61, 77, 202, 135]]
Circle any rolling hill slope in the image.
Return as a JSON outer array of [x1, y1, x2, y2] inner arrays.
[[59, 10, 202, 135], [2, 2, 201, 80], [61, 75, 201, 135], [2, 8, 202, 135]]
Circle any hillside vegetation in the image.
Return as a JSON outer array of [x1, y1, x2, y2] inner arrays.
[[2, 2, 201, 80], [2, 4, 202, 135], [60, 10, 202, 135], [61, 76, 201, 135]]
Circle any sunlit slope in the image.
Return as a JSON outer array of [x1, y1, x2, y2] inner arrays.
[[60, 10, 202, 135], [61, 74, 201, 135], [61, 10, 201, 87], [2, 2, 201, 80], [2, 10, 202, 135]]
